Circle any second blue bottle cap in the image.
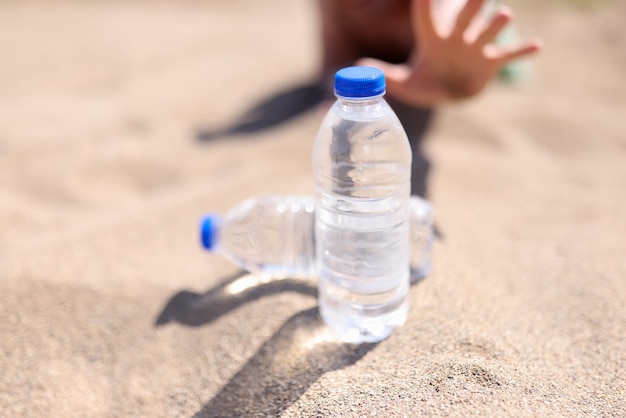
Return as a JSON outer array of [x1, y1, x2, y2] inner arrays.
[[334, 66, 386, 99], [200, 214, 219, 251]]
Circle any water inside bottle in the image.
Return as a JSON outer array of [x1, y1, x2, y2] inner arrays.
[[316, 191, 410, 343]]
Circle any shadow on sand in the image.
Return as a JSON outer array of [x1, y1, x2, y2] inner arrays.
[[196, 82, 325, 142], [155, 270, 317, 327], [192, 307, 377, 417], [156, 270, 427, 417]]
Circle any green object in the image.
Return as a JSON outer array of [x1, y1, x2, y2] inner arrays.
[[489, 1, 531, 85]]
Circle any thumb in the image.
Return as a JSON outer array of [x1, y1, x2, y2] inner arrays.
[[354, 58, 410, 96]]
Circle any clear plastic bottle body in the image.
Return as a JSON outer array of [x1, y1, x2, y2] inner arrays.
[[312, 94, 412, 343], [201, 194, 433, 282], [409, 196, 434, 281], [207, 195, 317, 278]]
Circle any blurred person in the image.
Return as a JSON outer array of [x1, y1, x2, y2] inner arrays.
[[317, 0, 542, 196]]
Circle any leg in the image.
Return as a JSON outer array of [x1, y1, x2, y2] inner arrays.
[[387, 97, 435, 198]]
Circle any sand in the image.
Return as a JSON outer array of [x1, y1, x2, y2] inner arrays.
[[1, 0, 625, 416]]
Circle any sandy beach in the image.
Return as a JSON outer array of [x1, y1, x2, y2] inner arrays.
[[1, 0, 625, 416]]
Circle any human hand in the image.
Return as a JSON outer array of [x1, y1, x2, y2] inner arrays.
[[358, 0, 542, 107]]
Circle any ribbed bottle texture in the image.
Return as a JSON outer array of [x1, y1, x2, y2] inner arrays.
[[312, 66, 413, 343], [200, 194, 434, 281], [200, 195, 316, 278]]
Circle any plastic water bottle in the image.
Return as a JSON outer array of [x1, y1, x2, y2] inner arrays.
[[409, 196, 434, 281], [312, 66, 413, 343], [200, 195, 317, 279], [199, 194, 433, 281]]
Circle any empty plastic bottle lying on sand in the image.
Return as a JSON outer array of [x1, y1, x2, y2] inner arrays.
[[199, 194, 433, 282]]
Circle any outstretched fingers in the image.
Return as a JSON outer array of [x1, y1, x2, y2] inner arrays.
[[413, 0, 438, 41], [475, 6, 512, 48], [496, 39, 543, 64], [451, 0, 485, 40]]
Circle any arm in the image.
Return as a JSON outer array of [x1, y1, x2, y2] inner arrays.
[[358, 0, 543, 107]]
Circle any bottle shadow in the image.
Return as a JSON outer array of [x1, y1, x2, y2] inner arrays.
[[156, 271, 425, 416], [155, 270, 317, 327], [192, 307, 377, 418], [155, 270, 430, 328]]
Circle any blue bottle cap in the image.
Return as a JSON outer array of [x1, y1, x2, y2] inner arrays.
[[200, 214, 219, 251], [334, 66, 386, 98]]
